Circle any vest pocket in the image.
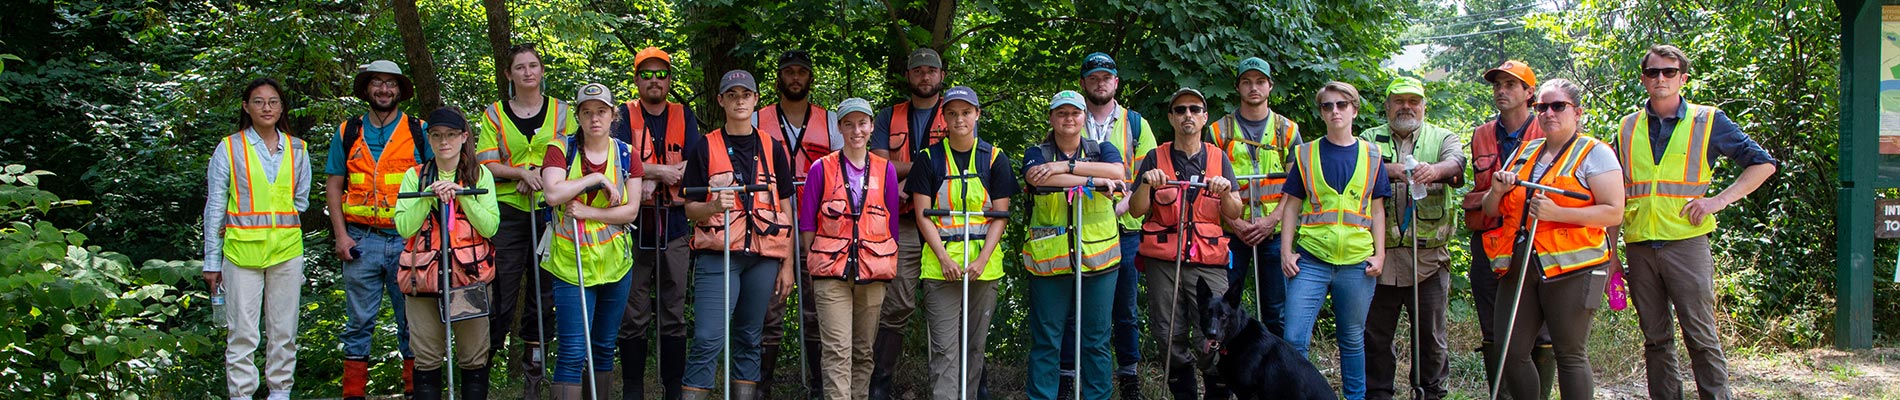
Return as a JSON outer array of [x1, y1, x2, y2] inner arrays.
[[1417, 188, 1448, 220]]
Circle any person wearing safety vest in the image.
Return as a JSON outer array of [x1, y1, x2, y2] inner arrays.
[[798, 98, 901, 400], [1074, 53, 1157, 396], [1619, 45, 1778, 400], [325, 60, 433, 400], [1277, 81, 1390, 400], [1127, 87, 1242, 400], [204, 78, 311, 400], [903, 86, 1020, 399], [612, 46, 702, 399], [540, 83, 647, 399], [1465, 60, 1555, 396], [865, 47, 951, 400], [475, 44, 576, 397], [394, 107, 501, 400], [680, 70, 799, 400], [1358, 77, 1465, 400], [754, 49, 838, 396], [1211, 57, 1304, 338], [1021, 90, 1126, 400], [1479, 79, 1625, 400]]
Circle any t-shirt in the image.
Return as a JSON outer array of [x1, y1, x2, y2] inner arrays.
[[1134, 144, 1239, 196], [799, 157, 903, 233], [540, 139, 647, 206], [613, 102, 702, 240], [869, 101, 942, 158], [1523, 139, 1622, 191], [681, 131, 797, 203], [325, 112, 434, 176], [1282, 139, 1393, 201], [1236, 114, 1270, 142], [504, 100, 547, 139], [903, 141, 1021, 205]]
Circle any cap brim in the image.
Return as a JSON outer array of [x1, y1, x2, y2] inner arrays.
[[1083, 67, 1116, 77]]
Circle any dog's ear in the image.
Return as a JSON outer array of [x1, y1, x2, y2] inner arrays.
[[1223, 279, 1245, 309], [1196, 280, 1213, 305]]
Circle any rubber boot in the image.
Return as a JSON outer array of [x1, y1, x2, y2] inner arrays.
[[802, 335, 825, 400], [1166, 365, 1198, 400], [404, 357, 418, 399], [866, 328, 903, 400], [681, 388, 712, 400], [1117, 372, 1142, 400], [413, 368, 443, 400], [977, 367, 993, 400], [592, 370, 617, 400], [1203, 369, 1231, 400], [522, 342, 549, 400], [553, 383, 585, 400], [621, 337, 650, 400], [1056, 371, 1076, 400], [758, 345, 782, 397], [1479, 340, 1503, 399], [1534, 344, 1557, 400], [343, 357, 370, 400], [661, 336, 689, 400], [460, 366, 491, 400], [733, 380, 760, 400]]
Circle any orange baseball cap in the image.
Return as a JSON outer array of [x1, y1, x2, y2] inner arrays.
[[635, 47, 672, 68], [1483, 60, 1536, 88]]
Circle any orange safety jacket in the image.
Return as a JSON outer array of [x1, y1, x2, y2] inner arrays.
[[340, 115, 425, 228], [690, 130, 794, 259], [806, 152, 898, 282], [1482, 136, 1613, 278], [1138, 142, 1231, 267]]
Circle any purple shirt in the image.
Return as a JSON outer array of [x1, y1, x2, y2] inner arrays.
[[800, 156, 903, 233]]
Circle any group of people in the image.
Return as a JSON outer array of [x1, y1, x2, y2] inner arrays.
[[202, 42, 1776, 400]]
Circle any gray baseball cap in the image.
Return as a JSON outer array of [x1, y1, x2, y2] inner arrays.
[[1168, 87, 1206, 105], [718, 70, 757, 94], [1049, 90, 1085, 111], [836, 98, 874, 119], [908, 48, 944, 70], [575, 83, 613, 108]]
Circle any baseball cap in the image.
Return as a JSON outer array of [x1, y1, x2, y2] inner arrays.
[[1237, 57, 1273, 79], [836, 98, 874, 119], [718, 70, 757, 94], [634, 47, 672, 69], [425, 107, 468, 132], [1168, 87, 1205, 105], [942, 86, 980, 108], [1082, 52, 1117, 77], [1387, 77, 1426, 98], [575, 83, 613, 108], [778, 50, 813, 70], [1484, 60, 1537, 88], [907, 48, 944, 70], [1049, 90, 1085, 111]]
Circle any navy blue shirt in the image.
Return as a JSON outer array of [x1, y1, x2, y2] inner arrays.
[[1496, 115, 1532, 164], [1282, 139, 1392, 201], [614, 103, 701, 240], [1639, 98, 1778, 167], [868, 101, 942, 159]]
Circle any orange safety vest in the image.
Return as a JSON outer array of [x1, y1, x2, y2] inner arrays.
[[806, 152, 898, 281], [1138, 142, 1231, 266], [887, 101, 948, 218], [341, 115, 424, 228], [758, 103, 834, 180], [690, 130, 794, 259], [1482, 136, 1612, 278], [622, 101, 690, 206], [397, 167, 496, 296]]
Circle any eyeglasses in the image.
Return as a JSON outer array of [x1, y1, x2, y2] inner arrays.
[[1533, 101, 1575, 114], [638, 69, 671, 80], [1318, 101, 1354, 112], [428, 131, 465, 140], [369, 79, 402, 89], [1641, 67, 1682, 79], [1171, 105, 1205, 115], [248, 99, 283, 108]]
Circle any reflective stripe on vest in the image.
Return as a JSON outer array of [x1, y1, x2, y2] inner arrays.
[[921, 141, 1007, 281], [1293, 140, 1378, 266], [544, 138, 634, 287], [1212, 112, 1296, 219], [1618, 103, 1718, 242], [690, 130, 795, 259], [1483, 136, 1612, 278], [1022, 140, 1122, 276], [342, 115, 422, 228], [807, 153, 898, 282], [1104, 107, 1150, 232], [1136, 142, 1231, 266], [480, 98, 572, 211], [222, 131, 306, 268], [758, 103, 834, 180]]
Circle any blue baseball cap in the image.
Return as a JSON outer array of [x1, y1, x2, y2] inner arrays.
[[943, 86, 980, 108], [1082, 52, 1117, 77]]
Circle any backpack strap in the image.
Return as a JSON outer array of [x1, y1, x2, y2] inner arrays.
[[408, 116, 431, 162], [342, 116, 364, 152]]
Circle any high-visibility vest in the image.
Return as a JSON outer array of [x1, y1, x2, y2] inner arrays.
[[397, 165, 496, 296], [1021, 139, 1122, 276], [1211, 111, 1298, 223], [543, 136, 636, 286], [1619, 102, 1719, 243], [757, 103, 835, 180], [1137, 142, 1231, 267], [1094, 106, 1154, 232], [620, 101, 691, 206], [690, 130, 795, 260], [806, 152, 898, 282], [1466, 116, 1547, 232], [478, 97, 574, 212], [221, 130, 307, 268], [340, 115, 425, 228], [920, 141, 1006, 281], [1482, 136, 1612, 278], [1363, 122, 1459, 248], [885, 101, 948, 218], [1293, 140, 1379, 266]]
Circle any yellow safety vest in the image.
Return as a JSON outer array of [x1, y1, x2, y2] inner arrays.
[[921, 142, 1006, 281], [1021, 139, 1121, 276], [221, 131, 307, 268], [1293, 140, 1379, 265], [478, 97, 574, 212], [1618, 102, 1717, 243], [542, 137, 634, 286], [1211, 112, 1298, 223]]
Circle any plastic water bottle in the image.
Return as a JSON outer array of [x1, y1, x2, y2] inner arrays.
[[1403, 154, 1426, 200], [211, 287, 227, 328]]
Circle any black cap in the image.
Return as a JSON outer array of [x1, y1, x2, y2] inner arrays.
[[778, 50, 813, 70], [426, 107, 468, 132]]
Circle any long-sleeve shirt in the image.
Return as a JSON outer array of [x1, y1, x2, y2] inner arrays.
[[203, 128, 312, 272], [394, 165, 501, 240], [799, 156, 903, 233]]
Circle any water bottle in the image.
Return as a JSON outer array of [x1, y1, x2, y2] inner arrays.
[[1403, 154, 1426, 200], [211, 287, 227, 328]]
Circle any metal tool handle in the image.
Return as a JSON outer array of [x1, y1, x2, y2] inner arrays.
[[921, 209, 1011, 218], [682, 184, 769, 196], [1028, 184, 1122, 195], [1514, 180, 1591, 201], [397, 189, 490, 198]]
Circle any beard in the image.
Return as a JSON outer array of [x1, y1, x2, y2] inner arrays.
[[909, 82, 940, 99], [1084, 89, 1115, 106], [1391, 116, 1422, 133], [778, 82, 810, 102], [370, 98, 398, 113]]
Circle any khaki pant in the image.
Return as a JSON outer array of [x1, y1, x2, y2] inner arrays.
[[1627, 235, 1731, 400], [223, 257, 305, 398], [1140, 257, 1226, 372], [879, 222, 922, 329], [922, 278, 1000, 399], [404, 296, 492, 371], [813, 279, 884, 400]]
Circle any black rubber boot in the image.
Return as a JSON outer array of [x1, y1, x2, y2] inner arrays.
[[661, 336, 688, 400], [1116, 371, 1143, 400], [1056, 371, 1076, 400], [1534, 344, 1557, 400], [1202, 370, 1231, 400], [1166, 365, 1198, 400], [1480, 340, 1502, 399], [621, 337, 650, 400], [521, 342, 548, 400], [977, 367, 993, 400], [413, 368, 443, 400], [867, 328, 903, 400], [460, 366, 491, 400], [803, 337, 825, 400], [759, 345, 782, 398]]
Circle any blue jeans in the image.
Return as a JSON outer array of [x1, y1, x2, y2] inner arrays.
[[1283, 254, 1377, 400], [685, 252, 780, 389], [1029, 271, 1118, 400], [551, 267, 633, 383], [1226, 236, 1287, 336], [341, 225, 412, 359]]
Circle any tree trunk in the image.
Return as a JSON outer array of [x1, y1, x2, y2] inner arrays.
[[685, 2, 744, 131], [393, 0, 444, 110], [481, 0, 514, 100], [882, 0, 957, 88]]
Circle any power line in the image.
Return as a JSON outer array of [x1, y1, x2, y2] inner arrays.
[[1411, 2, 1540, 25], [1400, 26, 1528, 43]]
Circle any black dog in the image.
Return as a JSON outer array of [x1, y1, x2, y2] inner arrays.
[[1198, 281, 1335, 399]]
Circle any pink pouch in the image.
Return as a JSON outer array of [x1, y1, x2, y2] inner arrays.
[[1607, 268, 1629, 311]]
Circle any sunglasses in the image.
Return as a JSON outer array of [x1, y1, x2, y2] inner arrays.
[[1641, 67, 1682, 79], [1318, 101, 1354, 112], [638, 69, 671, 80], [1171, 105, 1205, 115], [1533, 101, 1576, 114]]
